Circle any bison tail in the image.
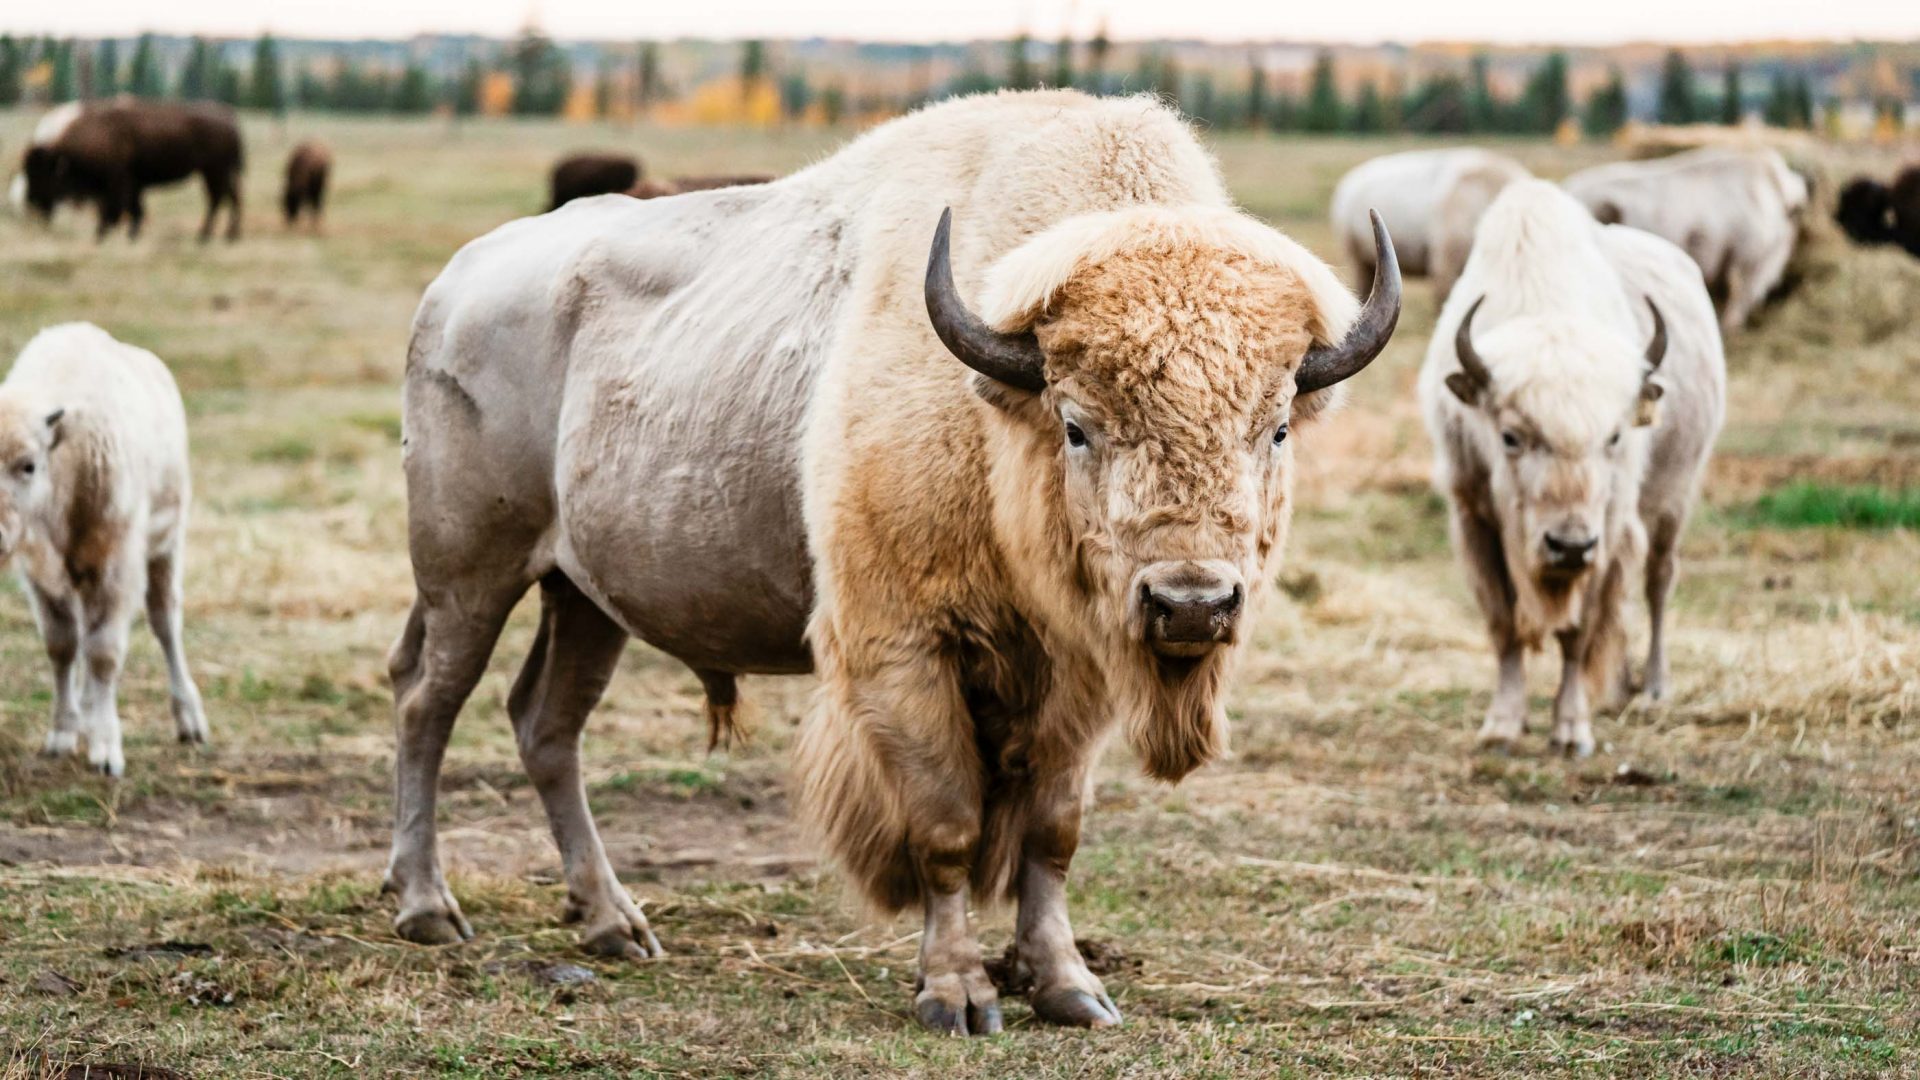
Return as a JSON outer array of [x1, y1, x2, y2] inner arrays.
[[695, 669, 747, 753]]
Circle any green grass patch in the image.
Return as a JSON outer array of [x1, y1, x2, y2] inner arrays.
[[1742, 482, 1920, 530]]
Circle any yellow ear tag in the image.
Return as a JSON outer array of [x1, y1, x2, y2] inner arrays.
[[1635, 395, 1662, 428]]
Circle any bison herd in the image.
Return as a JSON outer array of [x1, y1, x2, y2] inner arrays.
[[0, 87, 1914, 1035]]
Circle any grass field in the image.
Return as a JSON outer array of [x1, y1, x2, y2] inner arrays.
[[0, 108, 1917, 1077]]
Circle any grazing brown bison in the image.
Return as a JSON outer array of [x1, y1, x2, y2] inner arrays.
[[546, 152, 639, 211], [18, 99, 244, 242], [628, 174, 775, 199], [387, 90, 1399, 1033], [282, 140, 331, 230], [1835, 167, 1920, 258]]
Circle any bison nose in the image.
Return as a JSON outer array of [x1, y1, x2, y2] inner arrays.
[[1139, 565, 1244, 653], [1542, 531, 1599, 570]]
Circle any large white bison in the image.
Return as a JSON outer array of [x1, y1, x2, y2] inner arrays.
[[1419, 180, 1724, 757], [386, 90, 1400, 1032], [1331, 148, 1530, 303], [1562, 147, 1808, 333], [0, 323, 208, 776]]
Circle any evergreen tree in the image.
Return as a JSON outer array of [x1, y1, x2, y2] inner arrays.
[[1583, 68, 1629, 138], [1006, 34, 1034, 91], [1189, 72, 1216, 126], [127, 33, 162, 98], [1085, 23, 1110, 95], [0, 37, 20, 106], [179, 37, 212, 100], [1052, 34, 1073, 90], [50, 40, 76, 102], [1467, 54, 1499, 132], [741, 39, 766, 100], [1270, 88, 1298, 132], [1246, 58, 1267, 130], [1720, 61, 1743, 125], [1351, 80, 1386, 133], [215, 59, 243, 106], [1658, 49, 1696, 125], [636, 41, 660, 110], [298, 63, 329, 111], [821, 82, 845, 125], [510, 28, 569, 115], [395, 61, 432, 112], [1403, 72, 1470, 133], [452, 58, 483, 115], [249, 34, 285, 113], [96, 39, 121, 97], [779, 70, 811, 121], [1303, 50, 1342, 133], [1519, 51, 1569, 134]]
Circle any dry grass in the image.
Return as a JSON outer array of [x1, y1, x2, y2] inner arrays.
[[0, 110, 1917, 1077]]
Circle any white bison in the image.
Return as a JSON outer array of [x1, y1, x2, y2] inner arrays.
[[0, 323, 208, 776], [386, 89, 1400, 1032], [1562, 147, 1808, 333], [1331, 148, 1530, 303], [1419, 180, 1725, 757]]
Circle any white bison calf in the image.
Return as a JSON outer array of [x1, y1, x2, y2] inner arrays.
[[1332, 148, 1530, 304], [0, 323, 206, 775], [1562, 147, 1808, 333], [1419, 181, 1725, 756]]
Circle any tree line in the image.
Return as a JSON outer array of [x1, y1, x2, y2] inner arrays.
[[0, 31, 1851, 135]]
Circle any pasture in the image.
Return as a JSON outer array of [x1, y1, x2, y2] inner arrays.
[[0, 109, 1917, 1077]]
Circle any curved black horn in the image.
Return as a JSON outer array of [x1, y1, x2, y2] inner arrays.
[[924, 208, 1047, 392], [1643, 296, 1668, 371], [1454, 294, 1492, 387], [1297, 209, 1402, 395]]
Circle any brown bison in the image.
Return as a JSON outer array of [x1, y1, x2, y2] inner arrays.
[[17, 99, 244, 242], [628, 174, 774, 199], [547, 152, 639, 211], [1835, 167, 1920, 258], [282, 140, 331, 230], [387, 90, 1399, 1033]]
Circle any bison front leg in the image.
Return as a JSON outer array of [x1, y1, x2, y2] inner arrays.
[[1014, 770, 1120, 1028], [1549, 628, 1594, 758], [28, 585, 83, 760], [1451, 504, 1527, 749], [508, 573, 661, 959], [912, 821, 1001, 1037]]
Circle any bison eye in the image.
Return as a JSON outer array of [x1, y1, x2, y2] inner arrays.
[[1272, 423, 1290, 446], [1608, 430, 1622, 449], [1501, 430, 1522, 453], [14, 460, 32, 477], [1064, 421, 1087, 449]]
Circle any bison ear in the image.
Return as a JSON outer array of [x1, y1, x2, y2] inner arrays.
[[1444, 371, 1484, 407], [45, 408, 65, 450], [1634, 380, 1664, 428]]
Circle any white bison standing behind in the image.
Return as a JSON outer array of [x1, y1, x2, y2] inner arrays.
[[1562, 147, 1808, 333], [1419, 181, 1725, 757], [387, 89, 1400, 1032], [1331, 148, 1530, 303], [0, 323, 208, 776]]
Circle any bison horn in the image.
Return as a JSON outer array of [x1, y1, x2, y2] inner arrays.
[[1454, 294, 1493, 389], [1297, 209, 1402, 395], [924, 208, 1047, 393], [1642, 297, 1668, 371]]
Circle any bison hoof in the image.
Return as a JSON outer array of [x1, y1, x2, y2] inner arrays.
[[583, 925, 665, 961], [1031, 985, 1122, 1028], [41, 730, 79, 757], [913, 973, 1002, 1036], [1550, 734, 1595, 760], [395, 909, 474, 946]]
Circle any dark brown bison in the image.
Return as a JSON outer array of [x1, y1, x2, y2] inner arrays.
[[283, 140, 331, 230], [547, 153, 640, 211], [1835, 167, 1920, 258], [18, 99, 244, 242], [628, 174, 775, 199]]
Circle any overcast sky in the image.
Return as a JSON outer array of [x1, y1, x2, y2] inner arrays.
[[12, 0, 1920, 45]]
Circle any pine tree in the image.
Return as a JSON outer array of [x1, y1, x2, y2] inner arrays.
[[1403, 73, 1470, 134], [50, 40, 76, 102], [1467, 54, 1499, 132], [1007, 34, 1034, 91], [1658, 49, 1696, 125], [1583, 68, 1629, 138], [1085, 23, 1110, 95], [1720, 61, 1743, 125], [741, 40, 766, 101], [1052, 34, 1073, 90], [1519, 51, 1569, 134], [96, 39, 121, 97], [1351, 80, 1386, 133], [1246, 58, 1267, 130], [0, 37, 20, 106], [249, 34, 285, 113], [394, 62, 432, 112], [127, 33, 162, 98], [179, 37, 212, 100], [779, 70, 811, 121], [510, 28, 569, 115], [636, 41, 660, 111], [1270, 88, 1298, 132], [1303, 50, 1342, 133]]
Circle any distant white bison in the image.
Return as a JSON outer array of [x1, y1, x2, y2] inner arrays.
[[1562, 147, 1808, 333], [1419, 181, 1725, 757], [1331, 148, 1530, 303], [0, 323, 207, 776], [388, 89, 1400, 1032]]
